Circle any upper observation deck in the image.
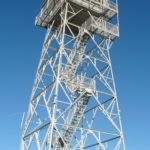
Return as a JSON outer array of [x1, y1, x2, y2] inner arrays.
[[35, 0, 118, 30]]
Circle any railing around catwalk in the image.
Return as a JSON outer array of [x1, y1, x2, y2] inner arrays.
[[58, 63, 95, 92], [82, 15, 119, 37]]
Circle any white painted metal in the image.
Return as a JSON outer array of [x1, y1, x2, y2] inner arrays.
[[20, 0, 125, 149]]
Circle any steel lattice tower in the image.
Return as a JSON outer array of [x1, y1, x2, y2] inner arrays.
[[20, 0, 125, 149]]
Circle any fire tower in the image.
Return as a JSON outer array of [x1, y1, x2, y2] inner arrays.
[[20, 0, 126, 149]]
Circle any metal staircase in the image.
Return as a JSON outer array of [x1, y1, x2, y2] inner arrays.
[[54, 28, 93, 148], [58, 90, 91, 148]]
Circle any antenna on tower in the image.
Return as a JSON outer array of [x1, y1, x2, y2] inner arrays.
[[20, 112, 25, 129]]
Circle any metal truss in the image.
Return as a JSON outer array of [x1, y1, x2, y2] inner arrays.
[[20, 1, 125, 149]]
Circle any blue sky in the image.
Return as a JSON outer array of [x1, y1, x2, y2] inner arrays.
[[0, 0, 150, 149]]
